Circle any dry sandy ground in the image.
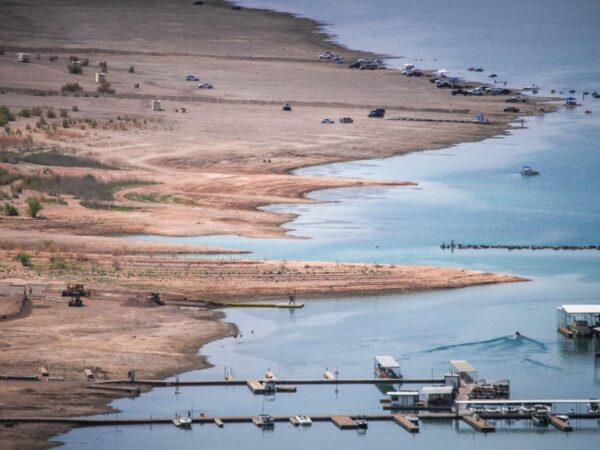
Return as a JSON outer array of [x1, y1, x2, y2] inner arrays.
[[0, 0, 539, 448], [0, 285, 231, 450], [0, 0, 548, 240]]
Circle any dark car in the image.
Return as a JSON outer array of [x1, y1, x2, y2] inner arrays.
[[451, 88, 468, 96], [504, 106, 520, 113], [348, 61, 361, 69], [368, 108, 385, 118]]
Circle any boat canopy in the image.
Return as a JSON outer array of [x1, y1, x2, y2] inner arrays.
[[421, 386, 454, 395], [386, 391, 419, 396], [560, 305, 600, 314], [450, 360, 476, 373], [374, 355, 400, 369]]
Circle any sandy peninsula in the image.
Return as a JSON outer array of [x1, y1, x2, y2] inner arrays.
[[0, 0, 539, 448]]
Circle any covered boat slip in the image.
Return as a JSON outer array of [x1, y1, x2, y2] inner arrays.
[[373, 355, 402, 378], [557, 304, 600, 337], [449, 360, 477, 382]]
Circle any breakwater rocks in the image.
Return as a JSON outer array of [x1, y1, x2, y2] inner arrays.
[[440, 243, 600, 251]]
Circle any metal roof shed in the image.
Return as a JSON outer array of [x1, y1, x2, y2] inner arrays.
[[557, 305, 600, 327], [449, 360, 477, 382]]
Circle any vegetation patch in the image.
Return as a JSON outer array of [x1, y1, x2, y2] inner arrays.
[[0, 149, 117, 169], [124, 192, 171, 203], [79, 200, 139, 212]]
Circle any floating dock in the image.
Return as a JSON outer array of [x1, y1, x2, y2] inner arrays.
[[331, 416, 359, 430], [392, 414, 419, 432], [207, 300, 304, 309], [441, 243, 600, 252], [462, 415, 495, 432]]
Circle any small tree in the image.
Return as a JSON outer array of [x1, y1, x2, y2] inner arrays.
[[67, 61, 83, 74], [26, 196, 43, 218], [3, 202, 19, 216], [16, 252, 31, 267], [46, 108, 56, 118]]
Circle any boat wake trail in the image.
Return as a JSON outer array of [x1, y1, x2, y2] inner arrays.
[[423, 334, 547, 354]]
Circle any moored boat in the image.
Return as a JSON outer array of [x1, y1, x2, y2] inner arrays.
[[521, 166, 540, 176], [295, 415, 312, 426]]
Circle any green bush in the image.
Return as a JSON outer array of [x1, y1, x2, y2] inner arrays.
[[18, 108, 31, 118], [26, 196, 43, 218], [36, 117, 47, 129], [16, 252, 31, 267], [31, 106, 43, 117], [61, 83, 83, 93], [2, 202, 19, 216], [60, 109, 69, 118], [129, 66, 135, 73], [49, 256, 68, 270], [67, 62, 82, 74], [97, 83, 115, 94], [0, 106, 15, 126], [62, 118, 70, 128], [46, 109, 56, 118]]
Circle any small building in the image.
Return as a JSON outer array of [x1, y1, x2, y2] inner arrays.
[[420, 386, 454, 405], [374, 355, 402, 378], [557, 305, 600, 336], [449, 360, 477, 383], [386, 390, 419, 408], [17, 52, 31, 63], [151, 99, 162, 111], [95, 72, 107, 83]]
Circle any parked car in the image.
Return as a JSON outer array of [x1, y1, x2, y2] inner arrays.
[[186, 75, 199, 81], [361, 63, 379, 70], [198, 82, 213, 89], [404, 68, 423, 76], [339, 117, 354, 123], [321, 118, 334, 124], [451, 88, 468, 96], [506, 96, 527, 103], [468, 89, 485, 96], [368, 108, 385, 118], [436, 79, 452, 88], [282, 103, 292, 111], [348, 61, 361, 69], [504, 106, 520, 113]]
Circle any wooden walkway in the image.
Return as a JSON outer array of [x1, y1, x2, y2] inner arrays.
[[392, 414, 419, 433], [462, 415, 495, 432]]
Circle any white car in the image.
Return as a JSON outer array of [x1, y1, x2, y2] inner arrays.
[[320, 118, 334, 124], [198, 82, 213, 89]]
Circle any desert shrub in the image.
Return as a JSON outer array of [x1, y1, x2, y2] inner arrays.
[[30, 106, 43, 116], [26, 196, 43, 218], [62, 118, 70, 128], [82, 58, 89, 66], [18, 108, 31, 118], [96, 83, 115, 94], [0, 106, 15, 126], [67, 62, 82, 74], [49, 255, 68, 270], [16, 252, 31, 267], [59, 109, 68, 118], [46, 109, 56, 118], [72, 105, 79, 112], [0, 167, 21, 186], [129, 66, 135, 73], [2, 202, 19, 216], [61, 83, 82, 93], [36, 117, 47, 129], [99, 61, 107, 68]]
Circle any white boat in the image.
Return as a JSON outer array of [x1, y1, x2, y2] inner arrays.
[[501, 406, 519, 414], [556, 414, 570, 421], [405, 415, 419, 424], [522, 84, 539, 91], [532, 407, 550, 426], [521, 166, 540, 176], [519, 404, 535, 414], [173, 417, 192, 428], [295, 415, 312, 426]]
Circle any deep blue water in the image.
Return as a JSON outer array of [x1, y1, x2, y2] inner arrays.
[[57, 1, 600, 448]]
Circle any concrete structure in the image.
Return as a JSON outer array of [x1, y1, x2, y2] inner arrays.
[[151, 100, 162, 111]]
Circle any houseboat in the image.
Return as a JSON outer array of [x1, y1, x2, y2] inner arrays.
[[374, 356, 402, 379]]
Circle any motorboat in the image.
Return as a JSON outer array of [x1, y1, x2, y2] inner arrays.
[[522, 84, 539, 91], [501, 406, 519, 414], [355, 415, 368, 429], [485, 407, 501, 414], [295, 415, 312, 426], [173, 417, 192, 428], [259, 414, 275, 428], [521, 166, 540, 176], [405, 415, 419, 425], [556, 414, 570, 421], [519, 404, 535, 415], [588, 401, 599, 413], [532, 406, 550, 426]]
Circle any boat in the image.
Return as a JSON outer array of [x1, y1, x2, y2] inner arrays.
[[521, 166, 540, 176], [519, 404, 535, 415], [522, 84, 539, 91], [405, 415, 419, 425], [355, 415, 368, 429], [532, 406, 550, 426], [501, 406, 519, 414], [556, 414, 570, 421], [485, 407, 501, 414], [172, 417, 192, 428], [295, 415, 312, 426], [258, 414, 275, 428]]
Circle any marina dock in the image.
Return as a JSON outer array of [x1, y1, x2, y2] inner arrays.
[[462, 415, 495, 432], [549, 415, 573, 432], [392, 414, 419, 432]]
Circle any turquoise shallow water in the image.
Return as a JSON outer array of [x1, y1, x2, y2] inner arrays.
[[57, 1, 600, 448]]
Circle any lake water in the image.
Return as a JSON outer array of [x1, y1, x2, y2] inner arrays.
[[56, 1, 600, 448]]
